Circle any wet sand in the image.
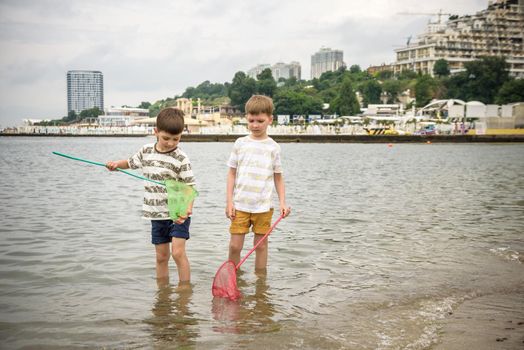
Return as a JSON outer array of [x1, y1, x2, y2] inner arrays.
[[434, 292, 524, 349]]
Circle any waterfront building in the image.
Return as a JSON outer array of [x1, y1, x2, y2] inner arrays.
[[67, 70, 104, 114], [174, 97, 241, 126], [310, 47, 345, 79], [97, 107, 149, 127], [393, 0, 524, 78]]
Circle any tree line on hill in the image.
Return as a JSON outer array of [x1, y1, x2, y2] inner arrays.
[[147, 56, 524, 119], [36, 56, 524, 126]]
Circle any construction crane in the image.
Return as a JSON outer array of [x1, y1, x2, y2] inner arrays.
[[397, 9, 453, 24], [391, 36, 413, 48]]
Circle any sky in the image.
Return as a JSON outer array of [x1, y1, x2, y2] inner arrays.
[[0, 0, 487, 126]]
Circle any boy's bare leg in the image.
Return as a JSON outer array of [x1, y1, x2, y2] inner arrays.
[[228, 234, 246, 265], [254, 234, 268, 270], [155, 243, 170, 280], [171, 238, 190, 282]]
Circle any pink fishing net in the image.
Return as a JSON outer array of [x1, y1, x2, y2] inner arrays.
[[212, 260, 241, 301]]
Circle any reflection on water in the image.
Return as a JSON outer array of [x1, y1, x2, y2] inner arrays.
[[146, 281, 198, 348], [0, 138, 523, 349], [212, 271, 279, 335]]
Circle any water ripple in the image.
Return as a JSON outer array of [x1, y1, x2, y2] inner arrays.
[[0, 139, 523, 349]]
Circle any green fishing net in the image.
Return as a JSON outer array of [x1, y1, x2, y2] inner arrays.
[[165, 179, 198, 220]]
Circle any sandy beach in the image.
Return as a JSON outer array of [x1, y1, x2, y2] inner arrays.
[[435, 292, 524, 349]]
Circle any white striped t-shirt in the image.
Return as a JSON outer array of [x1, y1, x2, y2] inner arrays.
[[128, 143, 195, 220], [227, 135, 282, 213]]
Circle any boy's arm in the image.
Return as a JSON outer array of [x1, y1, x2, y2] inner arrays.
[[226, 167, 236, 219], [105, 159, 130, 171], [274, 173, 291, 218]]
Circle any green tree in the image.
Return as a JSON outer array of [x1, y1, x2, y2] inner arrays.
[[495, 79, 524, 104], [433, 59, 450, 77], [443, 73, 469, 101], [464, 56, 510, 103], [64, 110, 77, 122], [149, 97, 178, 117], [349, 65, 362, 74], [79, 107, 103, 120], [376, 70, 394, 80], [182, 80, 227, 101], [415, 75, 440, 107], [256, 68, 277, 97], [382, 79, 404, 103], [283, 76, 298, 87], [444, 56, 510, 103], [137, 101, 151, 109], [359, 80, 382, 106], [228, 71, 256, 112], [273, 89, 323, 116], [397, 70, 418, 80], [319, 87, 338, 106], [331, 78, 360, 115]]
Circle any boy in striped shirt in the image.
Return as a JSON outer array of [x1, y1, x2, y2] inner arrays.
[[226, 95, 291, 271], [106, 108, 196, 284]]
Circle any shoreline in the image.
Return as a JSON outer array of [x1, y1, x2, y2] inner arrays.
[[434, 291, 524, 349], [1, 133, 524, 143]]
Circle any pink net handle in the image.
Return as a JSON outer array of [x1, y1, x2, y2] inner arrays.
[[236, 214, 284, 269], [212, 214, 284, 301]]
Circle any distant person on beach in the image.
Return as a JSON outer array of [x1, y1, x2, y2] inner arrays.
[[106, 107, 196, 284], [226, 95, 291, 271]]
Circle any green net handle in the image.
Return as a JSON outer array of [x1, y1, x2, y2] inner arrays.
[[52, 151, 164, 185], [53, 151, 199, 220]]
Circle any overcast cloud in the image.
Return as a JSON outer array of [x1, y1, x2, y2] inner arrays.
[[0, 0, 486, 126]]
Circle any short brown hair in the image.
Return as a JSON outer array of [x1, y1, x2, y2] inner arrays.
[[156, 107, 185, 134], [245, 95, 274, 116]]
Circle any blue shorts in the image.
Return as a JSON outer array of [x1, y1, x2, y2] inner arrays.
[[151, 218, 191, 245]]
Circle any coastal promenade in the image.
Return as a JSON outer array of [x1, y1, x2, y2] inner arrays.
[[182, 134, 524, 143], [2, 132, 524, 143]]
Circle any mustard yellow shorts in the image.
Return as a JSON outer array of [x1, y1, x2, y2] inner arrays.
[[229, 209, 274, 235]]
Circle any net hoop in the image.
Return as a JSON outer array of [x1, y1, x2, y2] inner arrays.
[[212, 260, 241, 301]]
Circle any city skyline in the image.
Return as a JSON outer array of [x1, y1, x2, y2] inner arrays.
[[0, 0, 486, 126]]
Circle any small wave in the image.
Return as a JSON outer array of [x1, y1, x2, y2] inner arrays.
[[489, 247, 522, 264]]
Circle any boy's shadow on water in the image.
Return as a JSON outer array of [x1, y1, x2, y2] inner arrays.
[[211, 270, 280, 334], [144, 279, 199, 347]]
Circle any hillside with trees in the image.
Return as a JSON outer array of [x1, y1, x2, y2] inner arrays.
[[37, 56, 523, 125], [145, 56, 522, 119]]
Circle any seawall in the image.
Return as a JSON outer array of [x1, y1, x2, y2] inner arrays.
[[2, 133, 524, 143]]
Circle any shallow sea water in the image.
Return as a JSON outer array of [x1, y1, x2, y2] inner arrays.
[[0, 137, 523, 349]]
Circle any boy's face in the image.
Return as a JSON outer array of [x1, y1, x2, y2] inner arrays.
[[247, 113, 272, 138], [154, 128, 182, 152]]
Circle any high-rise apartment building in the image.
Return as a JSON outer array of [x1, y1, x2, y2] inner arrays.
[[67, 70, 104, 114], [310, 47, 345, 79], [272, 61, 302, 80], [247, 64, 272, 79], [247, 62, 302, 80], [394, 0, 524, 78]]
